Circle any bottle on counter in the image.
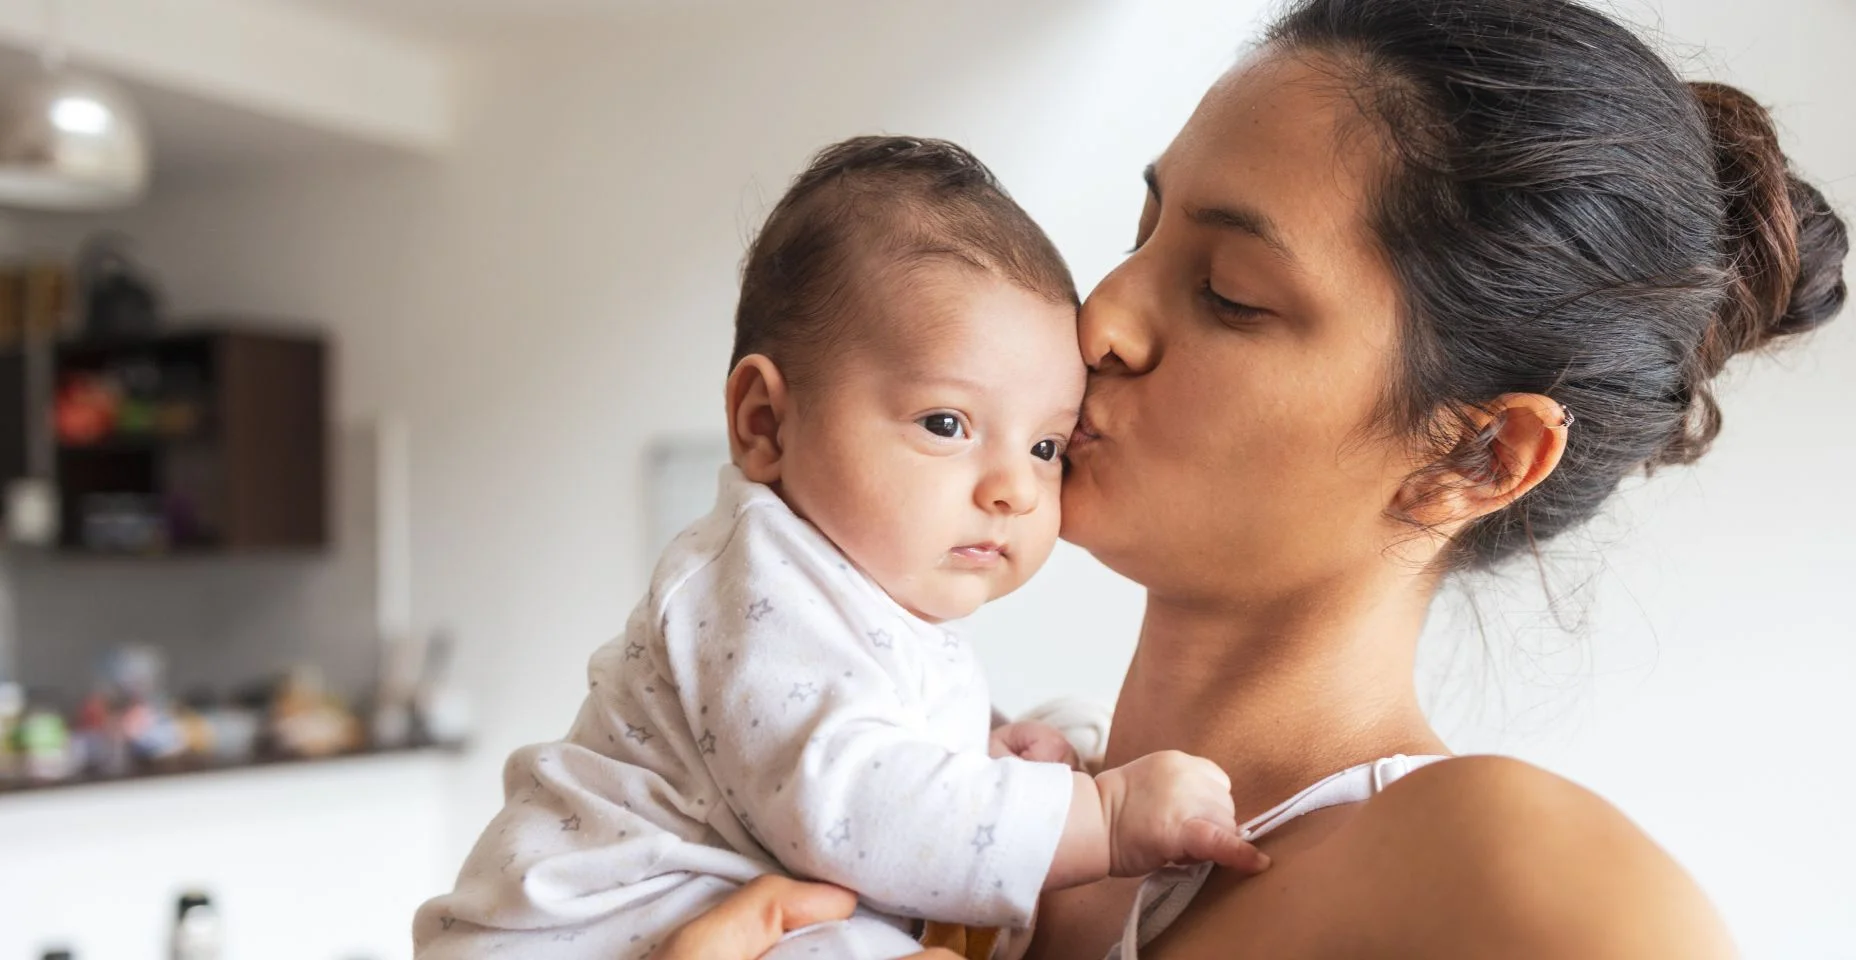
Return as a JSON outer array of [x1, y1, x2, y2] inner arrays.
[[18, 692, 74, 782], [171, 891, 221, 960]]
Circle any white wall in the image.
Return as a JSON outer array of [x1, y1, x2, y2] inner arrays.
[[3, 0, 1850, 956]]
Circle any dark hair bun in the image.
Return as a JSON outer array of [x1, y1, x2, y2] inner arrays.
[[1653, 82, 1849, 467], [1689, 81, 1848, 367], [1786, 176, 1851, 334]]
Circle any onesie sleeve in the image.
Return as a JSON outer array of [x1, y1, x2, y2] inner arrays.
[[661, 504, 1075, 927]]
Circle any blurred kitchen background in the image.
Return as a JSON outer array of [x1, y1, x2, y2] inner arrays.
[[0, 0, 1847, 958]]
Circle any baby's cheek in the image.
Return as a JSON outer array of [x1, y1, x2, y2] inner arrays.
[[1033, 493, 1066, 557], [1005, 508, 1063, 592]]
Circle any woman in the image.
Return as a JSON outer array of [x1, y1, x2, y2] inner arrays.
[[666, 0, 1849, 956]]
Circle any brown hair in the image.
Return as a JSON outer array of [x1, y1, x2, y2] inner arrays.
[[731, 135, 1077, 386]]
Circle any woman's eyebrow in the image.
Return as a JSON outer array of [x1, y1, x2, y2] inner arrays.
[[1189, 204, 1296, 265], [1145, 162, 1297, 266]]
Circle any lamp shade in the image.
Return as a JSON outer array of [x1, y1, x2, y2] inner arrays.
[[0, 65, 148, 211]]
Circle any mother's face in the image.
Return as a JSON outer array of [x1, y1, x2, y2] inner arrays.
[[1062, 51, 1421, 604]]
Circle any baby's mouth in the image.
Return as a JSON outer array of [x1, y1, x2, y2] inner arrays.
[[948, 542, 1007, 567]]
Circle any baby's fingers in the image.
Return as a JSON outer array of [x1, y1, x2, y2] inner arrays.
[[1180, 818, 1272, 874], [1018, 732, 1081, 767], [995, 721, 1083, 767]]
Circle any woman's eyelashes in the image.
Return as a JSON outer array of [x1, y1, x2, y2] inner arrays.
[[1199, 280, 1265, 324]]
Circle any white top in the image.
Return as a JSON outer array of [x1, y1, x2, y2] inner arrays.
[[415, 467, 1075, 957], [1106, 754, 1451, 960]]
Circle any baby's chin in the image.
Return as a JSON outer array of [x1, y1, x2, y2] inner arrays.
[[892, 594, 982, 625], [886, 572, 1011, 624]]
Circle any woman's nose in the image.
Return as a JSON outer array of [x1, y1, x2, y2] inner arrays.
[[1078, 261, 1159, 375]]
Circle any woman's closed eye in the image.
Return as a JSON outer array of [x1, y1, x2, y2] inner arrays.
[[918, 412, 968, 440], [1200, 281, 1265, 324]]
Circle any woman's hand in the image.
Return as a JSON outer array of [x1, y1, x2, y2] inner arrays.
[[652, 875, 960, 960]]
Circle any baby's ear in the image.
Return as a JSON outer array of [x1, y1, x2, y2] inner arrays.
[[725, 355, 790, 484]]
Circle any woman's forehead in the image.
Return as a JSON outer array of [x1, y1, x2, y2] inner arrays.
[[1160, 50, 1386, 266]]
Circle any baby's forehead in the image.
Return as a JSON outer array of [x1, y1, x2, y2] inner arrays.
[[827, 258, 1084, 405], [849, 259, 1046, 355]]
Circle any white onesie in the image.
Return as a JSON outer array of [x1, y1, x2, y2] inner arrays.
[[415, 466, 1076, 959]]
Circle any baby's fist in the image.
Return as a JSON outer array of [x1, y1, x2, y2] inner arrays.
[[1093, 751, 1265, 877]]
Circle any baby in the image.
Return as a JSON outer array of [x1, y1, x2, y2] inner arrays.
[[415, 136, 1249, 960]]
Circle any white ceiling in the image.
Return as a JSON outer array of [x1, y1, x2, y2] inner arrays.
[[0, 46, 407, 181], [0, 0, 756, 180]]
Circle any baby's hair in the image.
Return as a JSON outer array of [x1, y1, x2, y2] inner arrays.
[[732, 135, 1078, 386]]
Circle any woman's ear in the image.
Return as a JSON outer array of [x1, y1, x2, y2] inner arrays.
[[1395, 393, 1571, 532], [725, 355, 791, 485]]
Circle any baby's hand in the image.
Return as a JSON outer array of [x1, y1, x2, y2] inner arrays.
[[1093, 751, 1258, 877], [989, 720, 1082, 769]]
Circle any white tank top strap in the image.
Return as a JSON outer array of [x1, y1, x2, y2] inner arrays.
[[1105, 754, 1451, 960]]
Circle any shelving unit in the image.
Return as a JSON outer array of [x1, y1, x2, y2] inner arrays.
[[0, 326, 330, 555], [0, 740, 462, 799]]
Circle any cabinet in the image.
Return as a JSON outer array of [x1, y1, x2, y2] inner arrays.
[[1, 327, 329, 554]]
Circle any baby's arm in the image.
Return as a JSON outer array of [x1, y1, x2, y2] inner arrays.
[[673, 611, 1074, 928]]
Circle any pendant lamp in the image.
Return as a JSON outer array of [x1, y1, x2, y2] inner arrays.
[[0, 2, 149, 211]]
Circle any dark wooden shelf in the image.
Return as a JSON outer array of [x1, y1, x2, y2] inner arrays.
[[5, 326, 333, 554], [0, 740, 464, 799]]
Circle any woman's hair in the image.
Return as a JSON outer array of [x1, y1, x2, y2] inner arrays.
[[732, 136, 1076, 387], [1267, 0, 1848, 569]]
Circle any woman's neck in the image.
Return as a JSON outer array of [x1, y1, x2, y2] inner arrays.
[[1104, 570, 1449, 819]]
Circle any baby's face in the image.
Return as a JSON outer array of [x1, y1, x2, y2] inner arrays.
[[778, 267, 1085, 622]]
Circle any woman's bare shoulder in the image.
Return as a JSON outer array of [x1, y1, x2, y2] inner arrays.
[[1330, 755, 1736, 959]]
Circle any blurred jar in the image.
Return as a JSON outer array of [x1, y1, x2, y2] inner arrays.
[[172, 891, 221, 960]]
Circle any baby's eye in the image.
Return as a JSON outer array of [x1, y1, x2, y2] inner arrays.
[[1031, 439, 1062, 462], [919, 413, 966, 439]]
